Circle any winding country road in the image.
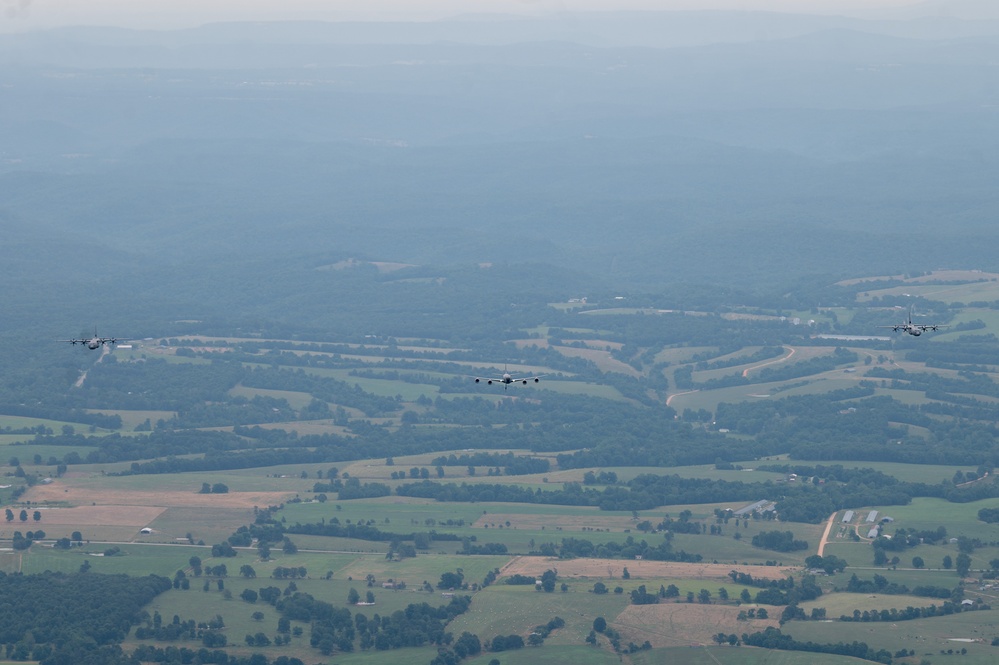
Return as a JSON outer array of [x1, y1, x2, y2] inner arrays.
[[665, 389, 699, 407], [742, 346, 796, 378]]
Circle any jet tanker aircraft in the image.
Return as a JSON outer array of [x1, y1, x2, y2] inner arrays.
[[881, 306, 946, 336], [474, 368, 543, 389], [62, 329, 122, 350]]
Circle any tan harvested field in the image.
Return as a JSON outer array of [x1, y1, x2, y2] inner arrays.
[[11, 505, 164, 527], [14, 481, 293, 542], [614, 603, 778, 647], [552, 345, 641, 377], [0, 504, 165, 543], [23, 482, 291, 510], [500, 556, 796, 581]]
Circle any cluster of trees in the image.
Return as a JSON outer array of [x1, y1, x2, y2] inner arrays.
[[130, 645, 306, 665], [278, 591, 472, 655], [842, 574, 955, 599], [532, 535, 701, 563], [133, 611, 226, 644], [459, 540, 508, 555], [741, 627, 894, 663], [629, 584, 661, 605], [751, 530, 809, 553], [701, 573, 822, 607], [527, 616, 564, 646], [430, 452, 550, 475], [486, 635, 524, 652], [428, 632, 483, 665], [803, 554, 848, 574], [840, 600, 988, 623]]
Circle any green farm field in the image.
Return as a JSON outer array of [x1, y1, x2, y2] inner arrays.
[[449, 583, 631, 644], [632, 647, 883, 665], [786, 609, 999, 663], [0, 413, 118, 436], [768, 460, 985, 485], [856, 279, 999, 305], [0, 442, 98, 463], [874, 497, 999, 540], [798, 591, 956, 617], [465, 645, 621, 665]]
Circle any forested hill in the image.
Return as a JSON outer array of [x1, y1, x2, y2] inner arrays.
[[2, 15, 999, 308]]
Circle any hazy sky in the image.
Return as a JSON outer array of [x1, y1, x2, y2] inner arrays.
[[1, 0, 929, 32]]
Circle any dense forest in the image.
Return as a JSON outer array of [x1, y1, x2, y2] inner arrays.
[[0, 572, 171, 663]]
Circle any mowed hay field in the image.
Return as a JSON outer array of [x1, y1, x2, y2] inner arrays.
[[17, 477, 293, 543], [0, 504, 165, 543], [23, 477, 292, 509], [615, 602, 777, 647], [500, 556, 797, 582]]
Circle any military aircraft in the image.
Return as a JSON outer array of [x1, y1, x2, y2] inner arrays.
[[474, 367, 543, 389], [62, 329, 122, 350], [881, 306, 946, 336]]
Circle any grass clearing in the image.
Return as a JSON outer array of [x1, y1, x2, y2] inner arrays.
[[786, 609, 999, 663], [228, 385, 316, 409], [632, 648, 878, 664]]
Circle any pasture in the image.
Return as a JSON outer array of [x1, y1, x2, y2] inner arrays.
[[466, 646, 620, 665], [878, 497, 999, 541], [855, 278, 999, 305], [614, 601, 776, 647], [631, 648, 888, 665], [449, 583, 630, 645], [787, 610, 999, 663]]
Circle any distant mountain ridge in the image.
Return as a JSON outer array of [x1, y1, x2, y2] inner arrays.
[[1, 6, 997, 315], [2, 10, 999, 69]]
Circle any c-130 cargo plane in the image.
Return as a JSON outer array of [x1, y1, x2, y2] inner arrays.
[[61, 329, 123, 350], [881, 306, 946, 336]]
